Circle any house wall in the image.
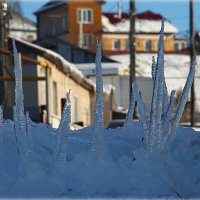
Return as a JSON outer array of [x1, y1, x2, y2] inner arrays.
[[102, 33, 175, 52], [88, 74, 153, 115], [9, 11, 37, 41], [67, 0, 102, 49], [37, 57, 91, 128], [37, 5, 68, 39], [174, 39, 188, 50], [89, 75, 130, 109], [102, 34, 129, 51], [37, 1, 102, 50]]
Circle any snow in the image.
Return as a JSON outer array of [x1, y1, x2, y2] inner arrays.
[[1, 120, 200, 198], [103, 15, 179, 33], [12, 37, 96, 91], [111, 53, 200, 111], [75, 62, 127, 76], [1, 24, 200, 199]]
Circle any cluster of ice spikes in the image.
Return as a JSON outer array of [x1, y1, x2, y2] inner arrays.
[[0, 21, 196, 167], [125, 21, 196, 155]]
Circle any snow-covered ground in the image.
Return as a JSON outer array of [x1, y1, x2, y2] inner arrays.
[[0, 120, 200, 198]]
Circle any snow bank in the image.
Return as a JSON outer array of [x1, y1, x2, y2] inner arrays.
[[0, 120, 200, 198]]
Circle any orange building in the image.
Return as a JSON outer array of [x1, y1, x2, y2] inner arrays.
[[35, 0, 105, 51], [102, 11, 179, 54]]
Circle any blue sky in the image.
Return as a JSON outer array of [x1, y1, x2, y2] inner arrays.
[[20, 0, 200, 37]]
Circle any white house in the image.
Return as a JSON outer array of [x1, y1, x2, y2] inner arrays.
[[110, 53, 200, 114], [9, 9, 37, 41]]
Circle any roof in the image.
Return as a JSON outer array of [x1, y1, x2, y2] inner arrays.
[[103, 13, 130, 24], [102, 11, 179, 34], [34, 0, 105, 15], [136, 10, 164, 20], [103, 11, 164, 25], [75, 62, 128, 76], [34, 0, 66, 15], [10, 37, 96, 92], [35, 36, 115, 63], [9, 9, 36, 26], [110, 53, 200, 110], [103, 10, 164, 25]]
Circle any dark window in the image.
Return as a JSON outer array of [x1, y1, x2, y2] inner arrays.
[[125, 39, 129, 50], [113, 39, 120, 51], [144, 40, 151, 51]]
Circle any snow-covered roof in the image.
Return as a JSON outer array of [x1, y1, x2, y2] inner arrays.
[[12, 37, 96, 92], [110, 53, 196, 78], [103, 11, 179, 34], [9, 10, 36, 42], [75, 62, 127, 76], [110, 53, 200, 110]]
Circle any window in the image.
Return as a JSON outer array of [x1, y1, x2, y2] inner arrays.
[[77, 8, 93, 24], [174, 42, 179, 51], [53, 81, 58, 115], [144, 40, 151, 51], [154, 41, 158, 51], [181, 42, 186, 49], [125, 39, 130, 51], [83, 34, 92, 48], [113, 39, 120, 51]]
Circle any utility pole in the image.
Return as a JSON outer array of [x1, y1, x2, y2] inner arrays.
[[190, 0, 195, 127], [0, 0, 10, 106], [129, 0, 136, 97]]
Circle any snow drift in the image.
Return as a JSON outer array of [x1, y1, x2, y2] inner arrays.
[[0, 21, 200, 198]]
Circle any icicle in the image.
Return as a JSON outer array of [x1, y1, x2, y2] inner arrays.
[[13, 106, 21, 154], [12, 39, 28, 158], [93, 40, 104, 129], [162, 90, 176, 130], [124, 82, 137, 127], [54, 90, 71, 162], [26, 112, 33, 155], [58, 90, 71, 133], [162, 80, 168, 116], [151, 19, 165, 151], [171, 58, 196, 133], [13, 39, 24, 118], [135, 83, 149, 144], [0, 106, 3, 165], [155, 19, 164, 119], [151, 56, 156, 83], [90, 40, 107, 159], [149, 39, 162, 152]]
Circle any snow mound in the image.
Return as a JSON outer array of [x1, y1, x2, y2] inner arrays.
[[0, 121, 200, 198]]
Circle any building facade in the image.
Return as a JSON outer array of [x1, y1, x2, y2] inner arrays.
[[102, 11, 179, 54], [9, 9, 37, 41], [35, 0, 104, 51]]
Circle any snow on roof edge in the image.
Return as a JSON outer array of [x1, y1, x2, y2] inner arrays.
[[11, 37, 96, 92]]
